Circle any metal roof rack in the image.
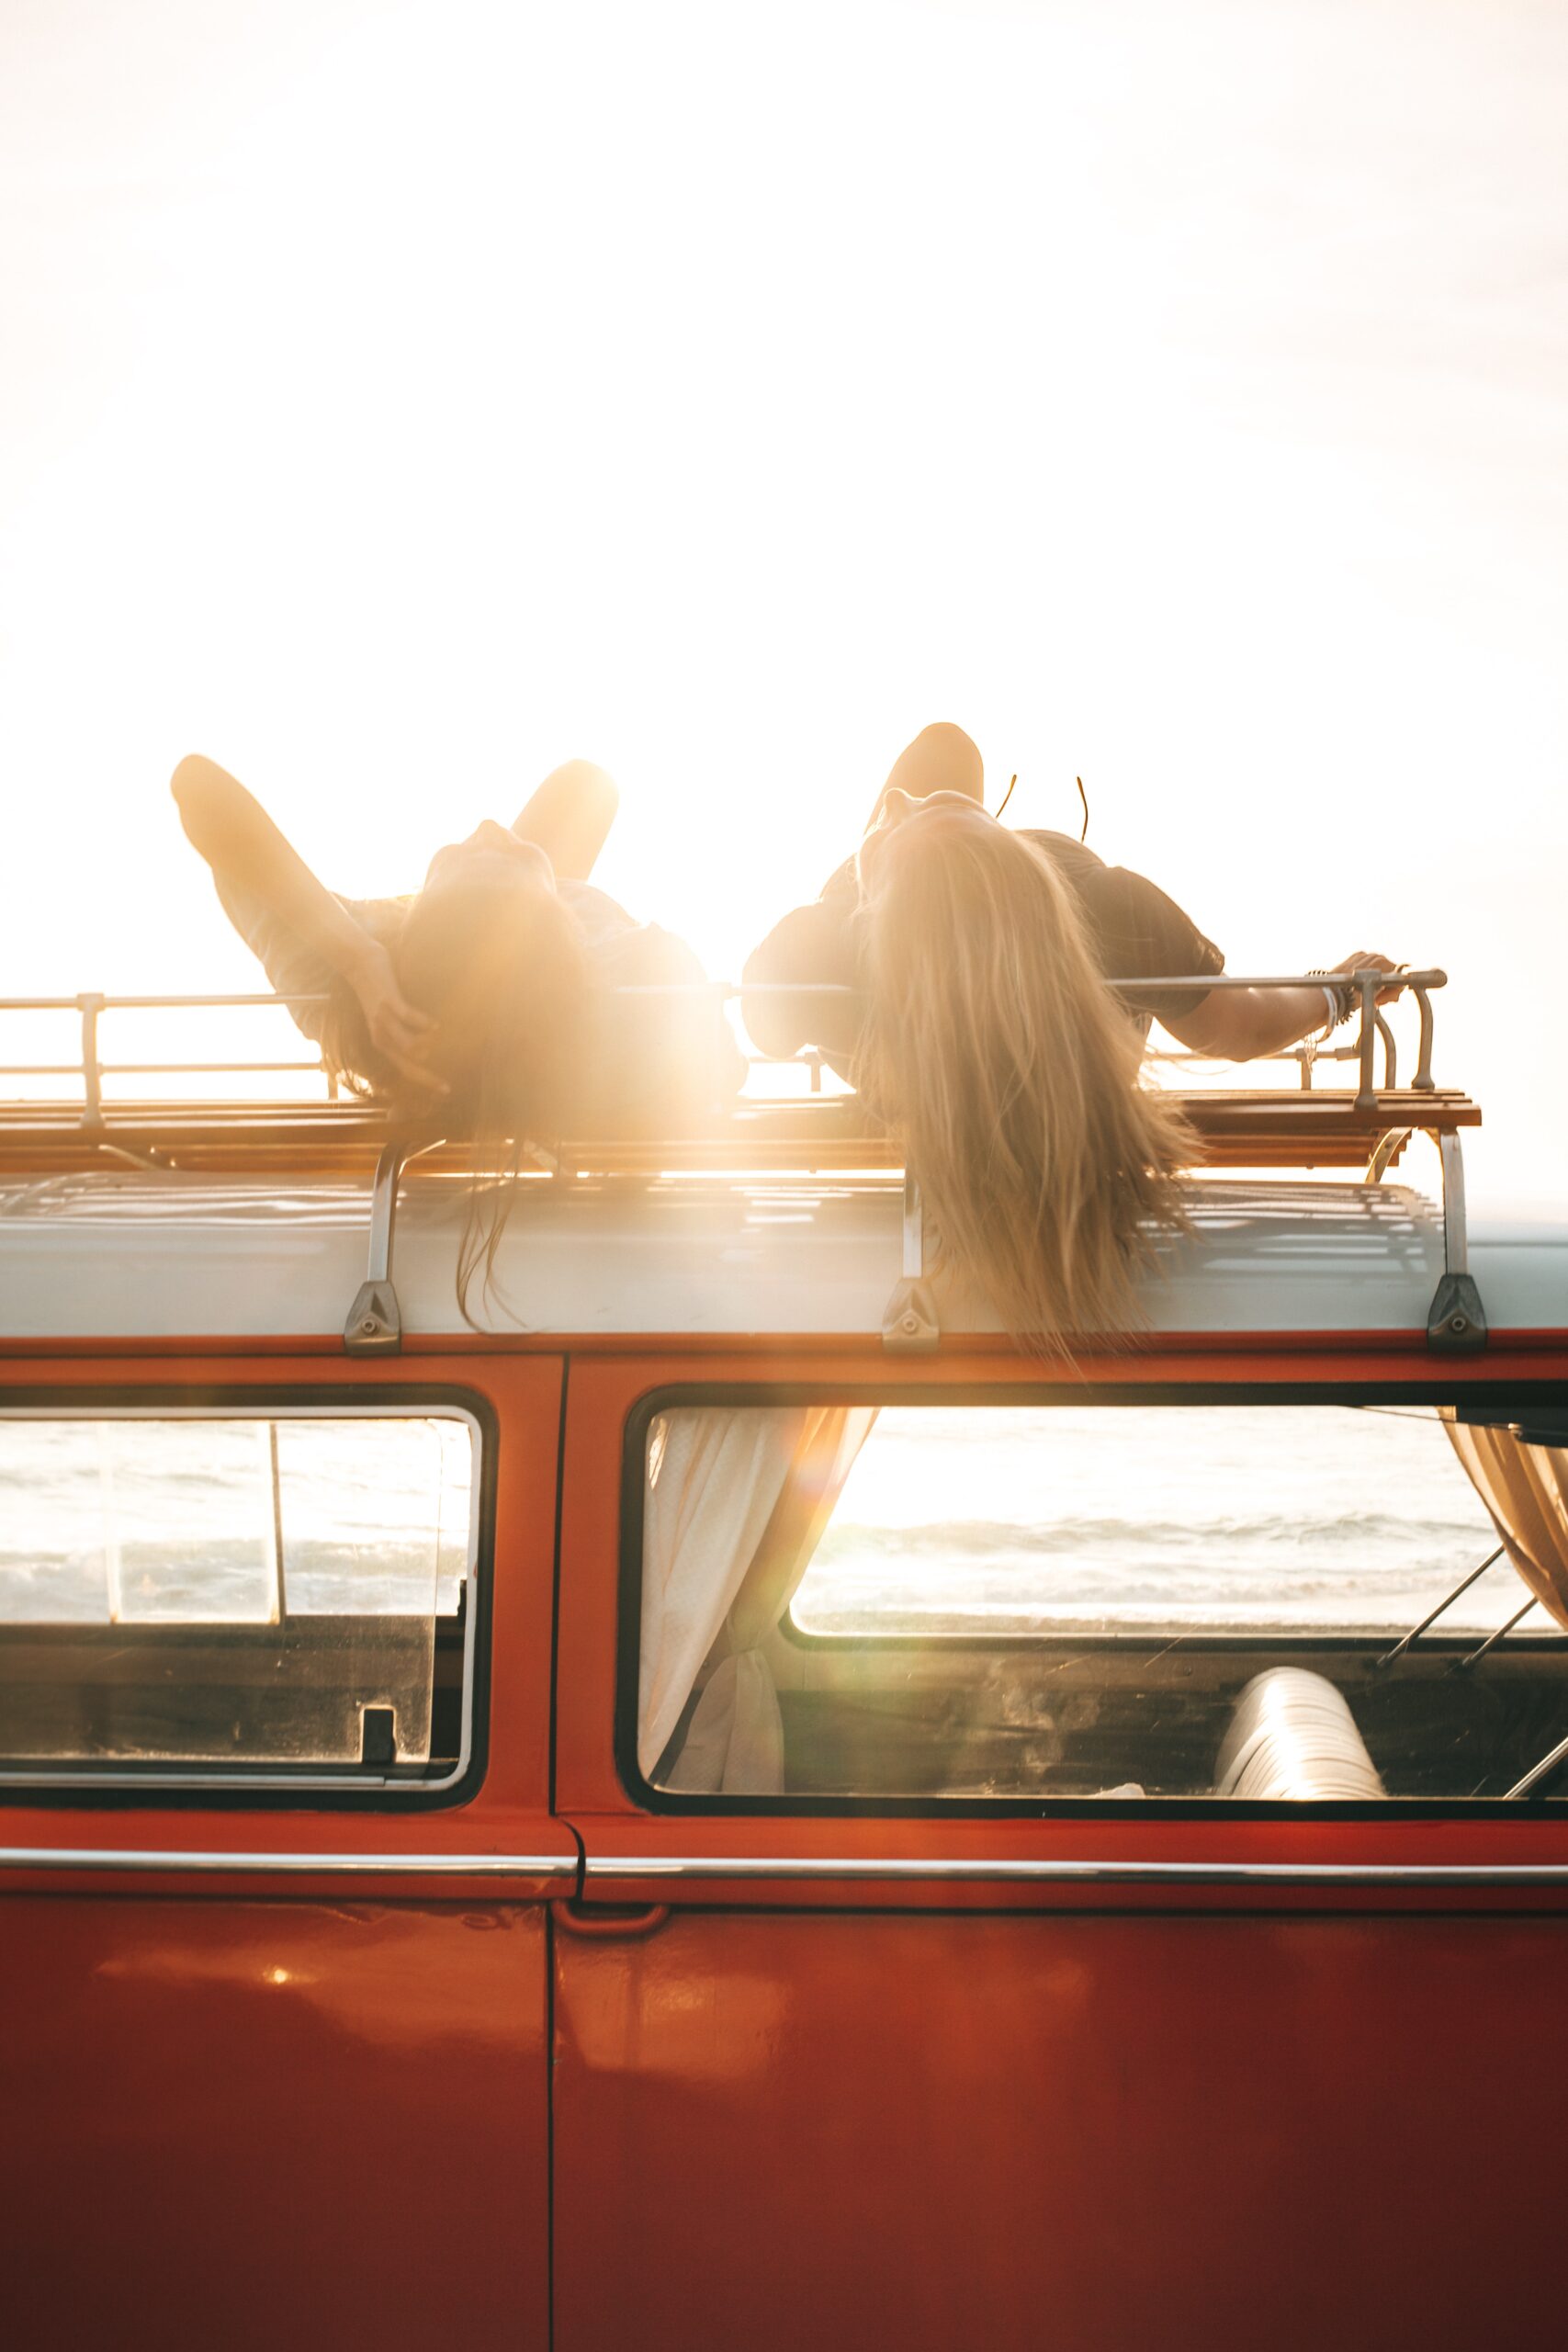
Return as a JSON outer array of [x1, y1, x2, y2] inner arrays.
[[0, 970, 1483, 1354]]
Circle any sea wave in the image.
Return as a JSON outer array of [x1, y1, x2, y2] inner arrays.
[[813, 1510, 1490, 1557]]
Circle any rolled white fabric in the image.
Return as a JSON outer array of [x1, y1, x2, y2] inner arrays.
[[1214, 1668, 1384, 1801]]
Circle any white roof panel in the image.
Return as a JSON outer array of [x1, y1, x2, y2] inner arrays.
[[1, 1169, 1563, 1344]]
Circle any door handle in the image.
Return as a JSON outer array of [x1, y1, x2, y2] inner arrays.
[[554, 1898, 671, 1940]]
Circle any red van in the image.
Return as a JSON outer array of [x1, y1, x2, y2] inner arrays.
[[4, 985, 1566, 2350]]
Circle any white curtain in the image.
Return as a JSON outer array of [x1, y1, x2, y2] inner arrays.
[[638, 1405, 876, 1794], [1443, 1411, 1568, 1632]]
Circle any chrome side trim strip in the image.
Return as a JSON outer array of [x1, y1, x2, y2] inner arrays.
[[11, 1849, 1568, 1889], [584, 1854, 1568, 1887], [0, 1847, 577, 1878]]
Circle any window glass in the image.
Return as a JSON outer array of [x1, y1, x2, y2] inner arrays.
[[636, 1400, 1568, 1804], [791, 1406, 1507, 1636], [0, 1410, 476, 1781]]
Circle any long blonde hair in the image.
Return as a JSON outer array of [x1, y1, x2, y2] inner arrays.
[[852, 809, 1192, 1345]]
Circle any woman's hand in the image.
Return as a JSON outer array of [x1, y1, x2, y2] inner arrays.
[[1326, 951, 1404, 1008], [346, 941, 447, 1096]]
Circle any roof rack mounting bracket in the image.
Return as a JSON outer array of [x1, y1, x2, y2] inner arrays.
[[344, 1141, 406, 1356], [1426, 1129, 1487, 1353], [883, 1174, 940, 1353], [1365, 1127, 1413, 1186]]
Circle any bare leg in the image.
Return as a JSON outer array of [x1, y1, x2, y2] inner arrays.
[[511, 760, 620, 882], [861, 723, 985, 833]]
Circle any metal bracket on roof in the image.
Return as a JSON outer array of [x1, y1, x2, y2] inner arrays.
[[1426, 1129, 1487, 1352], [1365, 1127, 1413, 1186], [882, 1173, 940, 1352], [344, 1142, 406, 1355]]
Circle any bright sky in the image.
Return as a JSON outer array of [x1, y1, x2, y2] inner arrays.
[[3, 0, 1563, 1199]]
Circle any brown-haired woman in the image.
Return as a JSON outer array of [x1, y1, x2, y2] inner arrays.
[[741, 723, 1395, 1343], [173, 753, 743, 1311]]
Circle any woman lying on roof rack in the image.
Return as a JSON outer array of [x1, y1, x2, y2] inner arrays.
[[173, 753, 744, 1306], [742, 724, 1398, 1346]]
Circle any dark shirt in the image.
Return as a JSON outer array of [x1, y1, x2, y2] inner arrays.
[[214, 868, 744, 1122], [558, 882, 747, 1126], [743, 829, 1224, 1058]]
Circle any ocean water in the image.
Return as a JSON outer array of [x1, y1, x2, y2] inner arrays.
[[792, 1404, 1527, 1636], [0, 1416, 473, 1624], [0, 1402, 1534, 1643]]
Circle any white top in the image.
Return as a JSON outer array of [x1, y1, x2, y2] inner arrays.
[[0, 1169, 1561, 1343]]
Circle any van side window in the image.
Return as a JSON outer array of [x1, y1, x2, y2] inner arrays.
[[630, 1400, 1568, 1805], [0, 1409, 478, 1792]]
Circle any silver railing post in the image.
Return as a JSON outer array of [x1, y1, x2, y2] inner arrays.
[[1413, 991, 1435, 1089], [1374, 1010, 1397, 1091], [882, 1172, 940, 1352], [78, 993, 106, 1131], [344, 1142, 407, 1355], [1354, 973, 1379, 1113], [1426, 1129, 1487, 1351]]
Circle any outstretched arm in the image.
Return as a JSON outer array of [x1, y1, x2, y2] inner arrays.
[[1162, 951, 1401, 1060], [173, 755, 383, 978], [741, 902, 863, 1061], [171, 754, 444, 1093]]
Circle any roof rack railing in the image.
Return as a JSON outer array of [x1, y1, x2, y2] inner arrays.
[[0, 969, 1447, 1119], [0, 992, 340, 1128]]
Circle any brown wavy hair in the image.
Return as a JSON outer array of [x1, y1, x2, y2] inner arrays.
[[852, 808, 1192, 1347]]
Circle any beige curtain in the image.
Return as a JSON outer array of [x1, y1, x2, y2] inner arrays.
[[638, 1405, 877, 1794], [1442, 1411, 1568, 1631]]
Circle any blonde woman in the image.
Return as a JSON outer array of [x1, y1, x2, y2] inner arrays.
[[742, 724, 1395, 1340]]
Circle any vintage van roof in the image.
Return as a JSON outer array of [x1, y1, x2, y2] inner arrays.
[[0, 973, 1545, 1348], [0, 1166, 1562, 1344]]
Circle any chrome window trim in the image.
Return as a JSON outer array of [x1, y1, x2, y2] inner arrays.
[[0, 1768, 446, 1792], [11, 1847, 1566, 1887], [584, 1852, 1568, 1887], [0, 1845, 575, 1877], [0, 1400, 483, 1794]]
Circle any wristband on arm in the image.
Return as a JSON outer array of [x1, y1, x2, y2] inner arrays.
[[1308, 970, 1357, 1032]]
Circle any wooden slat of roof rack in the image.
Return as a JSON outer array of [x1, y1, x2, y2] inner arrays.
[[1179, 1088, 1479, 1168], [0, 1088, 1478, 1179]]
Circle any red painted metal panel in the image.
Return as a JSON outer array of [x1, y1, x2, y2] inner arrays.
[[5, 1896, 548, 2352], [554, 1907, 1563, 2351], [552, 1343, 1568, 2345], [0, 1353, 569, 2349]]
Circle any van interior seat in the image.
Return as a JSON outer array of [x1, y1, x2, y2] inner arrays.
[[1214, 1668, 1385, 1800]]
